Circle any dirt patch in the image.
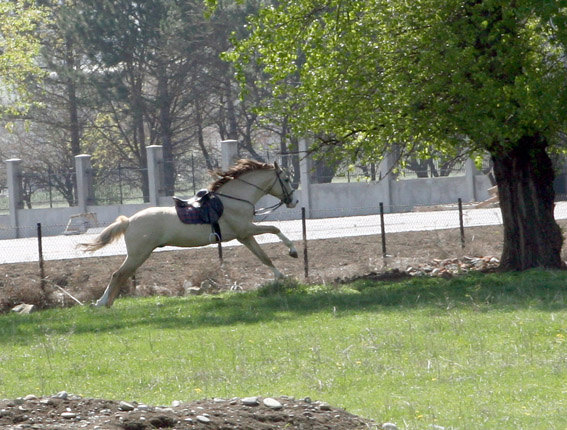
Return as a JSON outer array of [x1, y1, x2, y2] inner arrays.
[[0, 394, 376, 429], [1, 225, 509, 312]]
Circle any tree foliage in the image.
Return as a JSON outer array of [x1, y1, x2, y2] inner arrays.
[[0, 0, 46, 116], [2, 0, 298, 204], [230, 0, 567, 161]]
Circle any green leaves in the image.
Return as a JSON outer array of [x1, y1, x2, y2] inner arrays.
[[229, 0, 567, 159], [0, 0, 46, 116]]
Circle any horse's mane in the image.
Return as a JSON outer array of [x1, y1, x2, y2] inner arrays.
[[209, 159, 274, 192]]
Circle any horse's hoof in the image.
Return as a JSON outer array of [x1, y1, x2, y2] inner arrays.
[[289, 250, 298, 258]]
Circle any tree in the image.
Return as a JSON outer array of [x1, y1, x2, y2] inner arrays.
[[12, 0, 96, 206], [229, 0, 567, 271], [0, 0, 46, 116]]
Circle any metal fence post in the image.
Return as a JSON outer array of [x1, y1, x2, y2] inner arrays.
[[302, 207, 309, 278], [37, 223, 46, 292], [458, 198, 465, 249], [380, 202, 387, 257]]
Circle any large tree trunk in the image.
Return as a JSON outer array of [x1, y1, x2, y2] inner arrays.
[[491, 134, 564, 270]]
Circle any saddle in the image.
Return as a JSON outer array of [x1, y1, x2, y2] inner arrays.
[[173, 190, 224, 242]]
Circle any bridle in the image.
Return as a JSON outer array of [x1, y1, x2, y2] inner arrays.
[[214, 166, 295, 215]]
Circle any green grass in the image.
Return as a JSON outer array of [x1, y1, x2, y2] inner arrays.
[[1, 271, 567, 429]]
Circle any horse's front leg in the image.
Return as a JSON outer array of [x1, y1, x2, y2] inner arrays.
[[248, 224, 298, 258], [237, 236, 285, 279]]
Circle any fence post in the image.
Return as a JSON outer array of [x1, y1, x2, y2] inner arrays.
[[48, 166, 53, 208], [118, 163, 124, 205], [377, 153, 394, 208], [191, 152, 196, 194], [465, 158, 478, 202], [380, 202, 387, 258], [37, 223, 46, 292], [299, 139, 312, 218], [221, 140, 238, 171], [75, 154, 94, 212], [5, 158, 23, 238], [458, 198, 465, 249], [302, 207, 309, 278], [147, 145, 164, 206]]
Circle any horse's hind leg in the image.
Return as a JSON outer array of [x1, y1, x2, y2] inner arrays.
[[95, 251, 150, 307], [238, 236, 285, 279]]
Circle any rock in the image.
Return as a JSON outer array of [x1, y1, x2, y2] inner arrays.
[[241, 397, 259, 406], [119, 401, 135, 411], [61, 412, 77, 419], [171, 400, 182, 407], [23, 395, 38, 401], [382, 423, 398, 430], [263, 398, 283, 410], [317, 401, 331, 411], [11, 304, 36, 314], [55, 391, 69, 400], [196, 414, 210, 423]]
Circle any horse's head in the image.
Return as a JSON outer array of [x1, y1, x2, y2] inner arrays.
[[273, 162, 298, 208]]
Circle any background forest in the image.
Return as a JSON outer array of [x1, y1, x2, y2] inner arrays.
[[0, 0, 478, 210], [0, 0, 303, 207]]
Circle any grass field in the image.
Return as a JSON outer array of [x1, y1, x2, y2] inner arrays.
[[1, 270, 566, 429]]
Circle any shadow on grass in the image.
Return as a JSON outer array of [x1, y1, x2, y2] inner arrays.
[[2, 269, 567, 344]]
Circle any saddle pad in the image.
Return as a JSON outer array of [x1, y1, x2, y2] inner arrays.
[[175, 195, 224, 225]]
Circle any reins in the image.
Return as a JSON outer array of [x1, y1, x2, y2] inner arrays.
[[213, 168, 292, 217]]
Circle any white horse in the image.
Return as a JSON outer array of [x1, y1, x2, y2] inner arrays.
[[80, 159, 299, 307]]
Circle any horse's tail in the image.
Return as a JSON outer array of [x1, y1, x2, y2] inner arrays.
[[78, 215, 130, 252]]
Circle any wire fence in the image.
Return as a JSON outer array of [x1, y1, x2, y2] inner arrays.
[[4, 200, 567, 311]]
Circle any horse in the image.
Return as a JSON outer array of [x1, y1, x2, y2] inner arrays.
[[80, 159, 299, 307]]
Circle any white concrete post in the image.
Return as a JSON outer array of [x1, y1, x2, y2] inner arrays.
[[75, 154, 94, 212], [6, 158, 23, 236], [377, 152, 393, 211], [465, 158, 478, 202], [221, 140, 238, 170], [298, 138, 312, 217], [147, 145, 164, 206]]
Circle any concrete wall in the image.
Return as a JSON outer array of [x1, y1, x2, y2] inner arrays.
[[309, 181, 390, 218], [391, 175, 492, 210]]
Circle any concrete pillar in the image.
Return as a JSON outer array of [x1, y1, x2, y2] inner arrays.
[[377, 152, 393, 211], [75, 154, 95, 212], [221, 140, 238, 170], [6, 158, 23, 237], [298, 138, 312, 217], [465, 158, 478, 202], [147, 145, 164, 206]]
